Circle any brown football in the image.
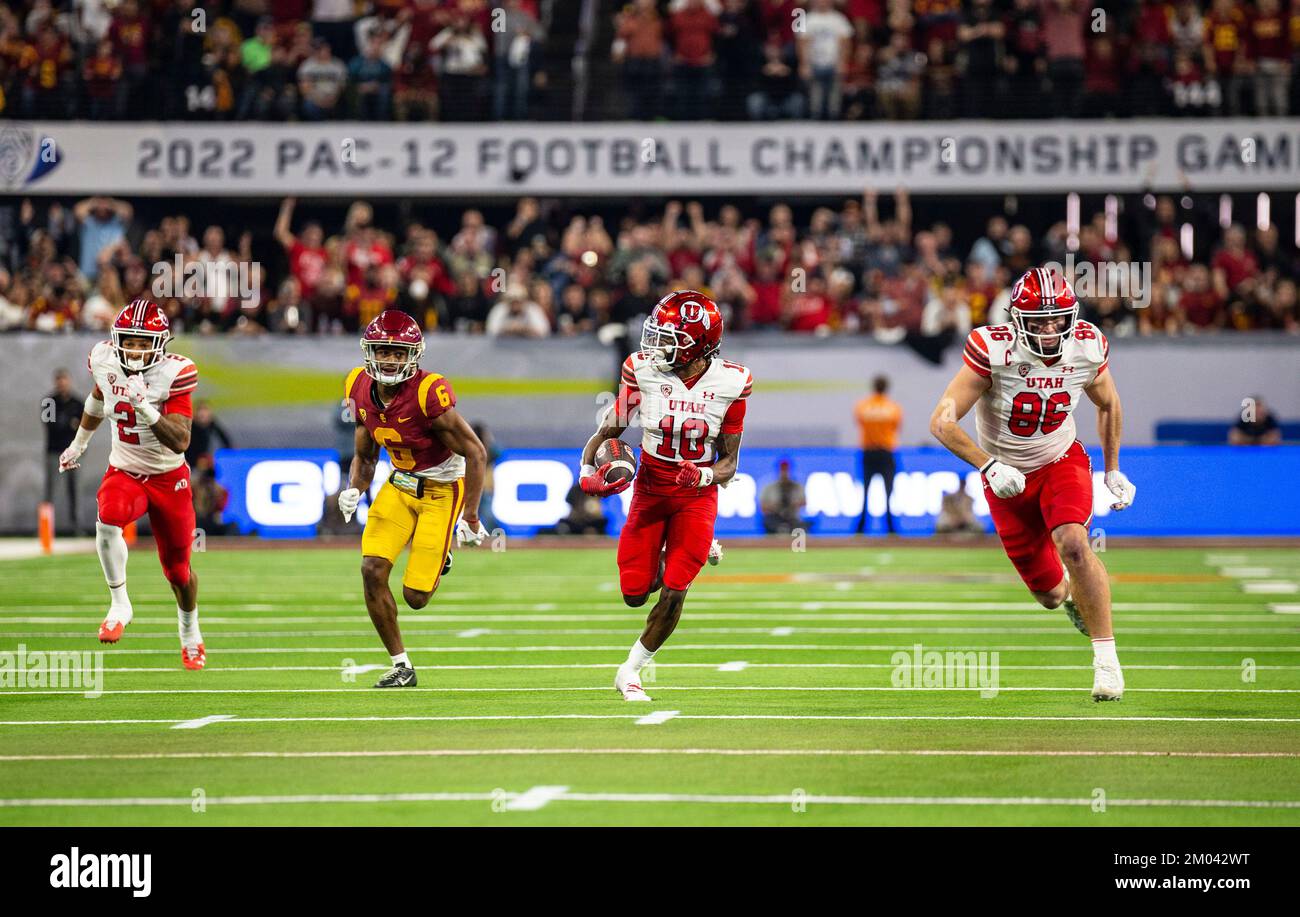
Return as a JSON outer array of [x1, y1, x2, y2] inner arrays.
[[595, 438, 637, 485]]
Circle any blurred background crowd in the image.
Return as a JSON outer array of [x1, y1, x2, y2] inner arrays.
[[2, 0, 1298, 122], [1, 189, 1296, 347]]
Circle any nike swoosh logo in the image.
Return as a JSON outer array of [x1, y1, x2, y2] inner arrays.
[[398, 417, 411, 423]]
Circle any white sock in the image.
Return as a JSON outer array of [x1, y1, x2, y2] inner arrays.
[[622, 639, 655, 675], [178, 605, 202, 647], [1091, 637, 1119, 667], [96, 521, 132, 620], [391, 652, 412, 668]]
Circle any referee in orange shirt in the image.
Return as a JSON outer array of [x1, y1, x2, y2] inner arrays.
[[854, 375, 903, 535]]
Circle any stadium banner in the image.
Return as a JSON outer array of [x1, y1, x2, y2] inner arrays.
[[6, 119, 1300, 196], [214, 445, 1300, 539]]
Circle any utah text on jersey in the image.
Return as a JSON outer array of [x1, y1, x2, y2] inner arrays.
[[964, 320, 1108, 474], [88, 341, 197, 476]]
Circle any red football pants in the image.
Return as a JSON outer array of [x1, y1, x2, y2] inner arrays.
[[617, 486, 718, 596], [97, 464, 196, 588], [984, 441, 1094, 594]]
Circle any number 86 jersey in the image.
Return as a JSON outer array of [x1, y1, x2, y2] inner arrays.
[[620, 352, 752, 495], [963, 321, 1109, 474]]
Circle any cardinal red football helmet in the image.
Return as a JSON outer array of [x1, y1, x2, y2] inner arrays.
[[1009, 267, 1079, 358], [362, 310, 425, 384], [640, 290, 724, 371], [112, 299, 171, 371]]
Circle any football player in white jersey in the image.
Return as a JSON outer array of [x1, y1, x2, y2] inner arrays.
[[929, 268, 1136, 700], [58, 299, 206, 670], [579, 291, 752, 701]]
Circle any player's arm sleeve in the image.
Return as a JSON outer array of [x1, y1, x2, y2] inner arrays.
[[722, 397, 747, 434], [165, 362, 198, 416], [418, 373, 456, 418], [1094, 332, 1110, 379], [738, 370, 753, 400], [620, 355, 639, 392], [962, 330, 992, 377]]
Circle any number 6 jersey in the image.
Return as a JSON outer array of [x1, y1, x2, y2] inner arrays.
[[620, 352, 752, 495], [963, 321, 1109, 474]]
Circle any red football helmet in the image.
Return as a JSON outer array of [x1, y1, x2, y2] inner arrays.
[[112, 298, 171, 371], [362, 310, 425, 384], [1009, 267, 1079, 358], [640, 290, 724, 371]]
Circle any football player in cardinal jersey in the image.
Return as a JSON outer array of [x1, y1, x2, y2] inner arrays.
[[58, 300, 205, 669], [338, 310, 489, 688], [579, 291, 752, 701], [930, 268, 1136, 700]]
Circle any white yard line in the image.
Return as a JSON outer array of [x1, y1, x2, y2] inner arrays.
[[1243, 582, 1299, 594], [2, 713, 1297, 727], [23, 644, 1300, 655], [502, 785, 570, 812], [4, 747, 1297, 763], [170, 714, 236, 730], [635, 710, 680, 726], [6, 686, 1300, 696], [0, 790, 1295, 810]]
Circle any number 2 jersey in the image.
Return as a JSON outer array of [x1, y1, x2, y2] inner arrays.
[[963, 320, 1109, 474], [344, 366, 464, 481], [619, 352, 752, 495], [87, 340, 197, 476]]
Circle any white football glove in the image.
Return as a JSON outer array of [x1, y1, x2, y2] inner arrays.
[[980, 458, 1026, 499], [58, 443, 85, 473], [124, 374, 160, 425], [338, 487, 361, 523], [456, 516, 489, 547], [1104, 470, 1136, 511]]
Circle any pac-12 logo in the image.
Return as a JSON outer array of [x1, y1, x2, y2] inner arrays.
[[0, 124, 61, 190], [660, 384, 673, 398], [1018, 363, 1030, 377]]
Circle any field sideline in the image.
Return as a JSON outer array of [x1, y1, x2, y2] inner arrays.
[[0, 543, 1297, 826]]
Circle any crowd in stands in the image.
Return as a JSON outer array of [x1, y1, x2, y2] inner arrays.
[[2, 0, 1297, 121], [2, 191, 1296, 343]]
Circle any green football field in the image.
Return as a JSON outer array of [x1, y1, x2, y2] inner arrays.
[[0, 542, 1297, 827]]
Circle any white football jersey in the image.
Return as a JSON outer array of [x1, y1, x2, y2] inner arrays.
[[622, 352, 752, 481], [87, 340, 198, 475], [963, 320, 1109, 474]]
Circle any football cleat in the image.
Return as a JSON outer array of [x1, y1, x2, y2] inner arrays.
[[1063, 598, 1089, 636], [375, 664, 418, 688], [181, 643, 206, 671], [615, 666, 652, 702], [1091, 661, 1124, 702], [97, 619, 126, 644], [708, 539, 723, 566]]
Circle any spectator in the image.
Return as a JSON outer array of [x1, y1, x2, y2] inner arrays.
[[934, 488, 984, 536], [311, 0, 356, 60], [492, 0, 545, 121], [1204, 0, 1248, 114], [1249, 0, 1291, 115], [42, 368, 84, 534], [298, 38, 347, 119], [82, 37, 124, 119], [854, 374, 902, 535], [669, 0, 719, 120], [185, 400, 234, 468], [1229, 395, 1283, 445], [958, 0, 1004, 117], [191, 453, 236, 536], [274, 197, 330, 302], [759, 460, 806, 534], [798, 0, 854, 120], [73, 196, 132, 283], [348, 33, 393, 120], [614, 0, 666, 120], [1041, 0, 1087, 118], [1004, 0, 1046, 115], [874, 30, 925, 119], [486, 283, 550, 338], [430, 9, 488, 122]]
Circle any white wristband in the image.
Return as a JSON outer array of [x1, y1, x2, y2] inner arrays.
[[580, 463, 597, 478], [84, 394, 105, 418], [698, 467, 714, 487], [136, 401, 161, 426], [70, 425, 94, 451]]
